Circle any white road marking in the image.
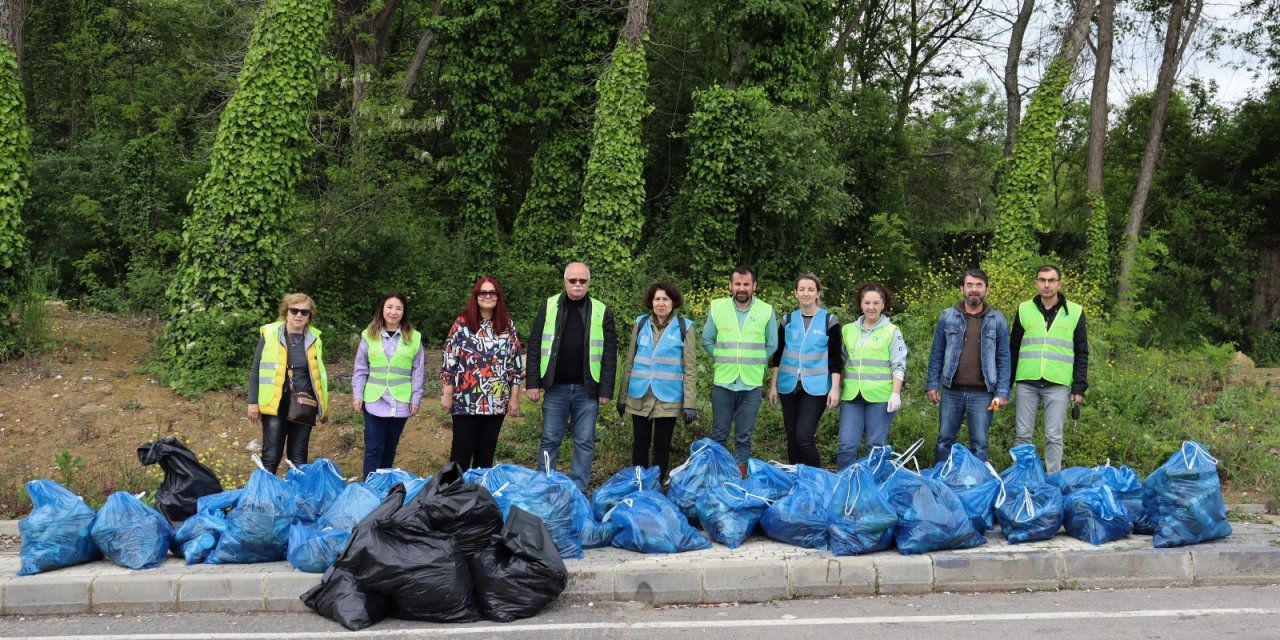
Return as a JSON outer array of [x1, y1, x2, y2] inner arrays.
[[7, 607, 1278, 639]]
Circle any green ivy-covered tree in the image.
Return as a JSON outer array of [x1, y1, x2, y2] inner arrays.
[[733, 0, 829, 107], [162, 0, 331, 392], [0, 41, 31, 355], [576, 28, 652, 282]]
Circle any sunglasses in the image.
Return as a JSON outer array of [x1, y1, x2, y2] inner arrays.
[[566, 278, 590, 285], [287, 307, 312, 317], [477, 290, 499, 299]]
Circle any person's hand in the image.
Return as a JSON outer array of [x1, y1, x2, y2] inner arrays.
[[409, 404, 419, 417], [247, 404, 260, 422], [682, 408, 697, 425], [826, 388, 840, 410], [507, 396, 521, 417], [598, 397, 610, 406], [767, 387, 779, 407], [440, 395, 453, 412], [925, 389, 940, 405], [616, 401, 626, 417], [352, 399, 363, 413], [1070, 394, 1084, 405], [526, 388, 540, 403], [994, 396, 1008, 410], [886, 393, 902, 413]]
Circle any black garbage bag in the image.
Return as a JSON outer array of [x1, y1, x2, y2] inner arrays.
[[137, 437, 224, 522], [469, 506, 568, 622], [301, 565, 389, 631], [389, 462, 503, 557], [303, 485, 406, 629]]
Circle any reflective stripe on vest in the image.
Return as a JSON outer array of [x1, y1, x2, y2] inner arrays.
[[627, 314, 685, 403], [710, 297, 773, 387], [256, 321, 328, 418], [840, 322, 896, 402], [361, 330, 422, 404], [539, 294, 607, 383], [1015, 299, 1081, 386], [777, 308, 830, 395]]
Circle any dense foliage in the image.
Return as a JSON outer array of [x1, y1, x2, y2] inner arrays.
[[0, 43, 30, 356]]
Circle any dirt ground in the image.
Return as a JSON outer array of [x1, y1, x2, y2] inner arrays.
[[0, 305, 467, 518]]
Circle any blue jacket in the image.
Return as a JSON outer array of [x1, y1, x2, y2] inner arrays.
[[925, 304, 1012, 398]]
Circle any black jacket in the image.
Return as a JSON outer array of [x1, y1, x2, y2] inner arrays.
[[525, 293, 618, 399]]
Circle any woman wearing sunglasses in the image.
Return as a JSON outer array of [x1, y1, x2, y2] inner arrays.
[[352, 292, 424, 478], [247, 293, 329, 474], [440, 277, 524, 469]]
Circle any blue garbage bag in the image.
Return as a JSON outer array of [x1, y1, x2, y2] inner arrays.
[[544, 466, 617, 549], [91, 491, 172, 569], [759, 465, 839, 549], [468, 464, 543, 520], [995, 482, 1064, 544], [881, 467, 985, 554], [743, 458, 796, 501], [207, 467, 298, 564], [285, 458, 346, 525], [1097, 463, 1144, 529], [287, 524, 351, 573], [1000, 444, 1046, 489], [318, 483, 381, 531], [827, 464, 897, 556], [591, 465, 660, 521], [1142, 441, 1232, 548], [490, 471, 584, 560], [18, 480, 100, 575], [1063, 485, 1133, 545], [196, 489, 243, 515], [172, 513, 228, 564], [667, 439, 741, 523], [849, 445, 897, 484], [365, 468, 419, 499], [695, 482, 770, 548], [605, 490, 712, 553], [935, 444, 1001, 534], [1046, 466, 1102, 496]]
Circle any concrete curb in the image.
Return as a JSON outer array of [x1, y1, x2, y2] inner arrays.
[[2, 520, 1278, 615]]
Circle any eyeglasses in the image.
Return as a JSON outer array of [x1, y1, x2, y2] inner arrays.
[[566, 278, 590, 285], [1036, 278, 1060, 284], [476, 290, 499, 299], [287, 307, 312, 317]]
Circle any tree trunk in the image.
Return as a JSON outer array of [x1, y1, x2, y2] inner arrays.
[[0, 0, 24, 69], [1116, 0, 1203, 307], [1003, 0, 1035, 156], [402, 0, 444, 97], [621, 0, 649, 48], [337, 0, 404, 118], [1085, 0, 1114, 193]]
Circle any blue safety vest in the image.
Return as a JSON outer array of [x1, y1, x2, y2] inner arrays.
[[777, 309, 831, 395], [627, 314, 686, 403]]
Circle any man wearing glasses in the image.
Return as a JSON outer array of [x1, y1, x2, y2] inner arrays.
[[526, 262, 618, 491], [1010, 264, 1089, 474]]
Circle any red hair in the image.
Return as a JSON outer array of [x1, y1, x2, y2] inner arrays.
[[460, 276, 512, 334]]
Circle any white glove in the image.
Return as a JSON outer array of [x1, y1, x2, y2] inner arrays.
[[886, 393, 902, 413]]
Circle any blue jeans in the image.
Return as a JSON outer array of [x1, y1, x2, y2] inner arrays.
[[837, 397, 894, 469], [362, 411, 408, 478], [710, 386, 763, 466], [539, 384, 600, 491], [935, 388, 994, 464]]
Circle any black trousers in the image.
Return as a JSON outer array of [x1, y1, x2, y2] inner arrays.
[[780, 390, 826, 467], [261, 393, 313, 474], [632, 415, 677, 480], [450, 414, 505, 469]]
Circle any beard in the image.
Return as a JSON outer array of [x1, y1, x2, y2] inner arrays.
[[734, 291, 751, 303], [965, 294, 985, 308]]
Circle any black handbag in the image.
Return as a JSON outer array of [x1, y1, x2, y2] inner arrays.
[[286, 366, 319, 424]]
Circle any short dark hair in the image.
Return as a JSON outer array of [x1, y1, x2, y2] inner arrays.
[[961, 268, 989, 286], [730, 266, 756, 283], [1036, 264, 1062, 279], [643, 281, 684, 311], [794, 272, 822, 292], [855, 282, 893, 310]]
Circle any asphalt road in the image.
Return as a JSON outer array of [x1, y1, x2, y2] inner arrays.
[[2, 584, 1277, 639]]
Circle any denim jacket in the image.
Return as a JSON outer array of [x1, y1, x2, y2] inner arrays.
[[925, 305, 1012, 398]]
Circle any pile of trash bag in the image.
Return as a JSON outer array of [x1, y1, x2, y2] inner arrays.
[[302, 463, 566, 630], [137, 437, 224, 523]]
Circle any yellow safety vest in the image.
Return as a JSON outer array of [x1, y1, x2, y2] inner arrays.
[[1015, 299, 1081, 387], [361, 329, 422, 404], [255, 321, 329, 418], [841, 322, 896, 402]]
